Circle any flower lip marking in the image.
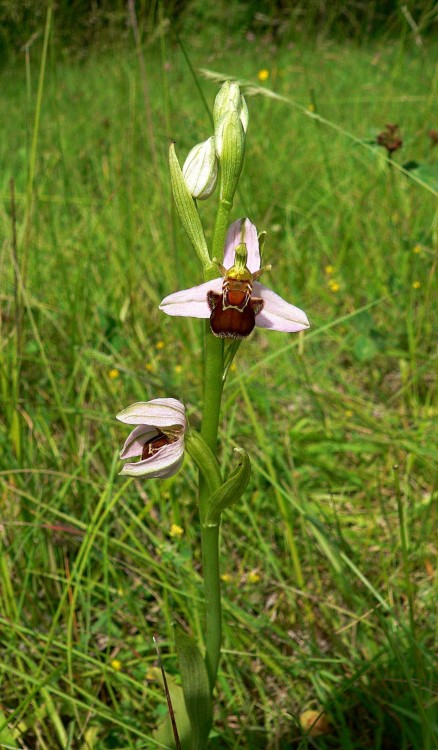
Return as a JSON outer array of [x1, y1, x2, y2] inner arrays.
[[207, 240, 267, 339], [141, 430, 178, 460]]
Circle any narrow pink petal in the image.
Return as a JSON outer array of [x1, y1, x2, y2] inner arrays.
[[241, 219, 261, 273], [223, 218, 260, 273], [120, 425, 158, 459], [223, 219, 244, 268], [254, 282, 310, 333], [159, 278, 222, 318], [119, 438, 185, 478], [116, 398, 186, 428]]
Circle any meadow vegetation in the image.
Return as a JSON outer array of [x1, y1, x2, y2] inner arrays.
[[0, 5, 437, 749]]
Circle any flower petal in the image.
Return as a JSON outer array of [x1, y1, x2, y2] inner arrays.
[[119, 425, 159, 459], [116, 398, 186, 428], [223, 218, 260, 273], [159, 278, 222, 318], [119, 437, 185, 478], [254, 282, 309, 332]]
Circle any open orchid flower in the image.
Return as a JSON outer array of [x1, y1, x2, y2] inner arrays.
[[116, 398, 186, 478], [159, 219, 310, 339]]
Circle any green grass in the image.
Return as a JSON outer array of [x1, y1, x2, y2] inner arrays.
[[0, 14, 437, 750]]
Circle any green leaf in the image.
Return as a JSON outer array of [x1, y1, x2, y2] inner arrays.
[[223, 339, 242, 381], [175, 628, 213, 750], [169, 144, 212, 270], [151, 667, 192, 750], [185, 431, 222, 498], [204, 448, 251, 527], [403, 160, 438, 192], [0, 708, 18, 748]]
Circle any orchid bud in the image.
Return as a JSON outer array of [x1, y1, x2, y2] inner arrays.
[[213, 81, 248, 134], [182, 137, 218, 200], [215, 106, 245, 203]]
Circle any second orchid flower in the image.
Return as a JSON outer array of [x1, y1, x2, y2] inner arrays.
[[117, 398, 186, 478]]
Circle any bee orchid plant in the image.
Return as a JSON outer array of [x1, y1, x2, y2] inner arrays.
[[116, 81, 309, 749]]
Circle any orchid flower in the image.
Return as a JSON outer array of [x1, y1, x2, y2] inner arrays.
[[159, 219, 310, 339], [116, 398, 186, 478]]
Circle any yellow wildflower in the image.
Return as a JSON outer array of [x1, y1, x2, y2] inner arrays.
[[325, 265, 335, 275], [345, 410, 353, 418], [156, 341, 165, 350], [169, 523, 184, 538], [174, 364, 183, 374], [109, 368, 120, 380], [412, 244, 422, 254], [111, 659, 122, 671], [328, 280, 340, 293], [412, 280, 421, 289], [145, 363, 155, 372], [221, 573, 233, 583], [247, 571, 261, 584], [257, 69, 269, 82]]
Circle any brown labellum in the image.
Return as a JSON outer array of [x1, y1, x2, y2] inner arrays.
[[141, 431, 173, 460], [207, 284, 263, 339]]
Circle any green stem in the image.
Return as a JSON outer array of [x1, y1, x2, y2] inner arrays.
[[201, 522, 222, 689], [200, 327, 223, 690], [200, 330, 224, 455], [199, 192, 231, 690], [211, 197, 233, 261]]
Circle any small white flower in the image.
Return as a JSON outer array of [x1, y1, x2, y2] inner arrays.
[[116, 398, 186, 478]]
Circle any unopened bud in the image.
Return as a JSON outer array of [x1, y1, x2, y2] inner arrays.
[[214, 80, 248, 134], [215, 107, 245, 202], [182, 137, 218, 200]]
